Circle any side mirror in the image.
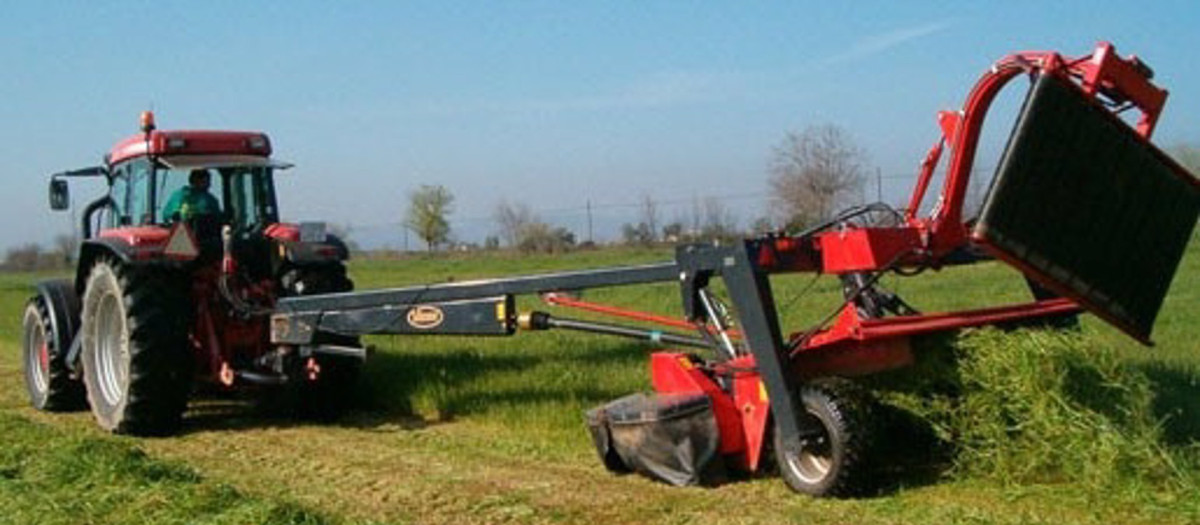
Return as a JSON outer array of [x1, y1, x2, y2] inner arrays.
[[49, 179, 70, 211]]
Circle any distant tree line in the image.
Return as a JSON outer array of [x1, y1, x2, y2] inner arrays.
[[397, 131, 1200, 256], [397, 123, 873, 254], [620, 194, 740, 246], [1, 234, 77, 272]]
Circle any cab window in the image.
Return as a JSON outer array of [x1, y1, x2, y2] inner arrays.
[[128, 158, 153, 225], [222, 166, 276, 229], [106, 158, 153, 227], [156, 167, 225, 222], [108, 166, 129, 228]]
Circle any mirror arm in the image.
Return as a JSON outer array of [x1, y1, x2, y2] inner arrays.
[[80, 196, 113, 240]]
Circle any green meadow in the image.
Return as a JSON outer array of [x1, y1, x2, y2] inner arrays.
[[1, 238, 1198, 524]]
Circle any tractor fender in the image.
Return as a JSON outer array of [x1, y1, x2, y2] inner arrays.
[[74, 238, 182, 293], [31, 279, 83, 373], [278, 234, 350, 265], [75, 238, 134, 293]]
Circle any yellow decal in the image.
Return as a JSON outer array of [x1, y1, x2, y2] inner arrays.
[[495, 301, 507, 322], [407, 305, 445, 330], [678, 356, 693, 369], [758, 380, 769, 402]]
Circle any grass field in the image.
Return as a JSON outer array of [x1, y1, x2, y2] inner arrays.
[[1, 240, 1198, 524]]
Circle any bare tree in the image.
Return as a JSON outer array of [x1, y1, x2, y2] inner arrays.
[[638, 194, 659, 243], [769, 124, 867, 229], [661, 221, 684, 242], [699, 196, 738, 243], [53, 233, 78, 266], [686, 195, 703, 239], [620, 222, 654, 246], [493, 200, 535, 248], [484, 235, 501, 250], [750, 216, 775, 235], [618, 194, 661, 247], [404, 184, 454, 251]]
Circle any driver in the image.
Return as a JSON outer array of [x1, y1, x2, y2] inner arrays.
[[163, 169, 220, 222]]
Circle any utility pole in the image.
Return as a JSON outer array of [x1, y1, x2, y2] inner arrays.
[[587, 199, 594, 243]]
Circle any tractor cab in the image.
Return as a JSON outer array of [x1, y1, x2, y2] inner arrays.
[[111, 152, 286, 268], [47, 112, 347, 283], [101, 112, 283, 242], [114, 156, 283, 235]]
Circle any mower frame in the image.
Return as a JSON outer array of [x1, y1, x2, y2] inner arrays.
[[268, 42, 1199, 494]]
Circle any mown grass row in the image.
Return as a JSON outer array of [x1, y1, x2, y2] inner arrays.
[[0, 412, 356, 525], [0, 273, 361, 525]]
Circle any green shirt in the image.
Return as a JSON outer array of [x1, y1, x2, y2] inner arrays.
[[162, 186, 220, 221]]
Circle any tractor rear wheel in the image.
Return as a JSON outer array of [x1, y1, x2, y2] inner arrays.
[[774, 377, 876, 497], [79, 259, 192, 436], [21, 297, 85, 411]]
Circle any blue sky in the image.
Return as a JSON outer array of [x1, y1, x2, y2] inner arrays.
[[2, 2, 1197, 250]]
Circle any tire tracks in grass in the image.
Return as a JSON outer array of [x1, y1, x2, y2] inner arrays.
[[4, 346, 1198, 524]]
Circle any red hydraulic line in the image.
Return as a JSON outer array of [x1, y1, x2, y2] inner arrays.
[[541, 292, 743, 339]]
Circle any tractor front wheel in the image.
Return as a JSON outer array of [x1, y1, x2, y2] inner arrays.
[[21, 297, 85, 411], [774, 377, 876, 497], [80, 259, 192, 436]]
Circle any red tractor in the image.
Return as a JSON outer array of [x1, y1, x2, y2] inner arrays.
[[21, 112, 364, 435]]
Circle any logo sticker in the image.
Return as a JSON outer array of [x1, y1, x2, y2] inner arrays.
[[407, 305, 445, 330]]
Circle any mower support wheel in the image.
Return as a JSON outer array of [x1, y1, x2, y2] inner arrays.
[[79, 259, 192, 436], [774, 377, 876, 497], [281, 262, 360, 419], [21, 296, 85, 411], [293, 350, 362, 420]]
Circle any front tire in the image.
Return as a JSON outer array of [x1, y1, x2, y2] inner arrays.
[[774, 377, 876, 497], [80, 259, 192, 436], [21, 297, 85, 411]]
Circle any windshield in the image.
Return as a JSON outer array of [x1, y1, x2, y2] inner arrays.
[[156, 164, 278, 229]]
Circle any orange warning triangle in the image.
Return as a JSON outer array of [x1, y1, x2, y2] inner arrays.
[[163, 223, 199, 259]]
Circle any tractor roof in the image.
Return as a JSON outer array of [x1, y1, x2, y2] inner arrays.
[[109, 130, 272, 166]]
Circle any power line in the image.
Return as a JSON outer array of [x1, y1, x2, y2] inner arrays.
[[320, 164, 998, 240]]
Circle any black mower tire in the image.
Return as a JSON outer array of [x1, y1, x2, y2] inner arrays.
[[280, 262, 361, 420], [292, 351, 362, 420], [774, 377, 876, 497], [21, 296, 85, 411], [79, 259, 192, 436]]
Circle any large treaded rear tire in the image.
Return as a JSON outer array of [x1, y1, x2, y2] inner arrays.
[[80, 259, 193, 436], [21, 297, 85, 411], [774, 377, 876, 497]]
